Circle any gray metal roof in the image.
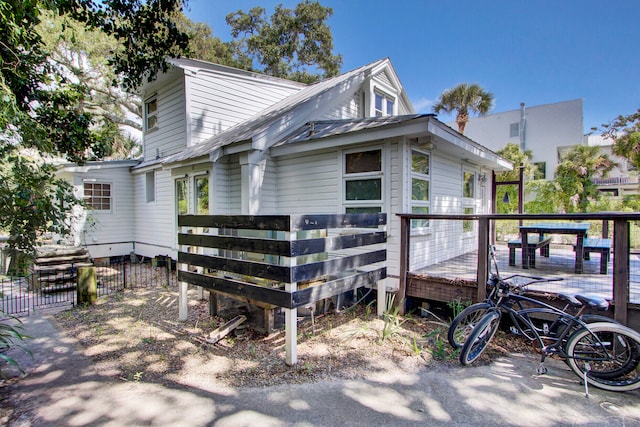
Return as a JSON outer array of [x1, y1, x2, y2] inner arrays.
[[273, 114, 433, 147], [161, 58, 390, 165]]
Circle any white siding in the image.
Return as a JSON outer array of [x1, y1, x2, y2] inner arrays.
[[144, 76, 186, 160], [319, 91, 362, 120], [384, 140, 402, 284], [186, 73, 302, 145], [213, 155, 242, 215], [274, 151, 340, 214], [73, 166, 135, 258], [133, 169, 176, 258]]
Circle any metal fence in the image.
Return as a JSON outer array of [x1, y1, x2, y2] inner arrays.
[[0, 255, 177, 319]]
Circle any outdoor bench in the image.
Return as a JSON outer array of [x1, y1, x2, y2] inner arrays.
[[508, 236, 552, 268], [573, 238, 612, 274]]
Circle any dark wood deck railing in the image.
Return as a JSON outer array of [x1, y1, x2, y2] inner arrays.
[[176, 214, 387, 364], [397, 213, 640, 330]]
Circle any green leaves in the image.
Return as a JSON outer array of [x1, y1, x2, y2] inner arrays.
[[226, 1, 342, 83], [1, 0, 189, 255], [432, 83, 494, 134]]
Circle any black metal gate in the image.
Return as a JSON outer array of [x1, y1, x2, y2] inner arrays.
[[0, 255, 177, 319]]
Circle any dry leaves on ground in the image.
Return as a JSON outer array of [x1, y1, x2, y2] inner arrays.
[[52, 285, 531, 389]]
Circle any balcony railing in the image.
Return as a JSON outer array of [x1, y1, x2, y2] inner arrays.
[[396, 213, 640, 331]]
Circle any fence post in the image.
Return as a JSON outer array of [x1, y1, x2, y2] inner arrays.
[[77, 266, 97, 305], [613, 218, 629, 325], [122, 258, 127, 289]]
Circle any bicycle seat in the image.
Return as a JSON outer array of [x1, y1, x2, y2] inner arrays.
[[574, 294, 609, 311]]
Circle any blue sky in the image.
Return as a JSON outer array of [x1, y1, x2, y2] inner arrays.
[[185, 0, 639, 133]]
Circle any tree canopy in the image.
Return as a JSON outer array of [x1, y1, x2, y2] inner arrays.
[[1, 0, 189, 255], [226, 1, 342, 83], [601, 108, 640, 171], [554, 145, 617, 213], [432, 83, 494, 134]]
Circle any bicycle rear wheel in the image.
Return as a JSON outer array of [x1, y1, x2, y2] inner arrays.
[[565, 322, 640, 392], [448, 302, 493, 349], [459, 311, 501, 366]]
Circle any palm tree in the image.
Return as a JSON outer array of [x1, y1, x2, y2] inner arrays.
[[432, 83, 494, 134]]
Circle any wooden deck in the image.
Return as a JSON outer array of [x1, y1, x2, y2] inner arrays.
[[410, 244, 640, 304]]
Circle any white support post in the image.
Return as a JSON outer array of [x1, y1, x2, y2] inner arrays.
[[178, 280, 188, 321], [377, 216, 388, 317], [377, 278, 386, 317], [285, 231, 297, 365]]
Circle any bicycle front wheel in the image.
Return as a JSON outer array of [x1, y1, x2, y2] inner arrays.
[[565, 322, 640, 392], [459, 310, 502, 366], [448, 302, 493, 349]]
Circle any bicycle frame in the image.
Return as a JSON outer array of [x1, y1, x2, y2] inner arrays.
[[492, 289, 593, 360]]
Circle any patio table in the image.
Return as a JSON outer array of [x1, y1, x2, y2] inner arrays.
[[519, 222, 590, 274]]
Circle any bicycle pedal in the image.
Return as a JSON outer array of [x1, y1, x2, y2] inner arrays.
[[536, 363, 548, 375], [509, 326, 519, 335]]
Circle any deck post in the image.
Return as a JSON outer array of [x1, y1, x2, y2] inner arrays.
[[476, 217, 489, 302], [613, 218, 629, 325], [396, 215, 410, 315]]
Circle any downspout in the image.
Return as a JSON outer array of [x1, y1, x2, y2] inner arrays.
[[520, 102, 526, 152]]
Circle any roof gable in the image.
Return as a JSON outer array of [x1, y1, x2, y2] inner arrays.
[[162, 58, 399, 165]]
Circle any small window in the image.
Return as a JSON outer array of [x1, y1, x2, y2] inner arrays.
[[145, 97, 158, 131], [463, 171, 475, 198], [509, 122, 519, 138], [533, 162, 546, 180], [344, 149, 383, 213], [374, 92, 395, 117], [463, 207, 475, 233], [84, 182, 111, 211], [411, 150, 430, 230], [176, 178, 188, 215], [146, 171, 155, 203], [195, 175, 209, 215]]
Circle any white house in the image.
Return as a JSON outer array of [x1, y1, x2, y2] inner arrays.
[[61, 57, 512, 287], [463, 99, 584, 180]]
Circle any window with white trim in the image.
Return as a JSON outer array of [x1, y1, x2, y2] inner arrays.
[[83, 182, 111, 211], [144, 96, 158, 131], [411, 149, 430, 230], [374, 92, 395, 117], [176, 178, 188, 215], [462, 171, 476, 233], [146, 171, 155, 203], [195, 175, 209, 215], [343, 148, 383, 214]]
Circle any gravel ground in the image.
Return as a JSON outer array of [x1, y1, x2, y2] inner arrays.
[[49, 285, 530, 389]]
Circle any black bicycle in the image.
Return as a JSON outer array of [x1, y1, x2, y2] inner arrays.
[[451, 246, 640, 392], [448, 246, 614, 352]]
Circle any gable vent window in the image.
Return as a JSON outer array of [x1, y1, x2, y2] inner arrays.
[[144, 96, 158, 131]]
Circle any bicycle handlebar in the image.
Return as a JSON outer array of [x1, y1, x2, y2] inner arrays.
[[503, 275, 564, 291]]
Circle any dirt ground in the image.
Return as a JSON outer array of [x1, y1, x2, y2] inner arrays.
[[47, 285, 531, 388]]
